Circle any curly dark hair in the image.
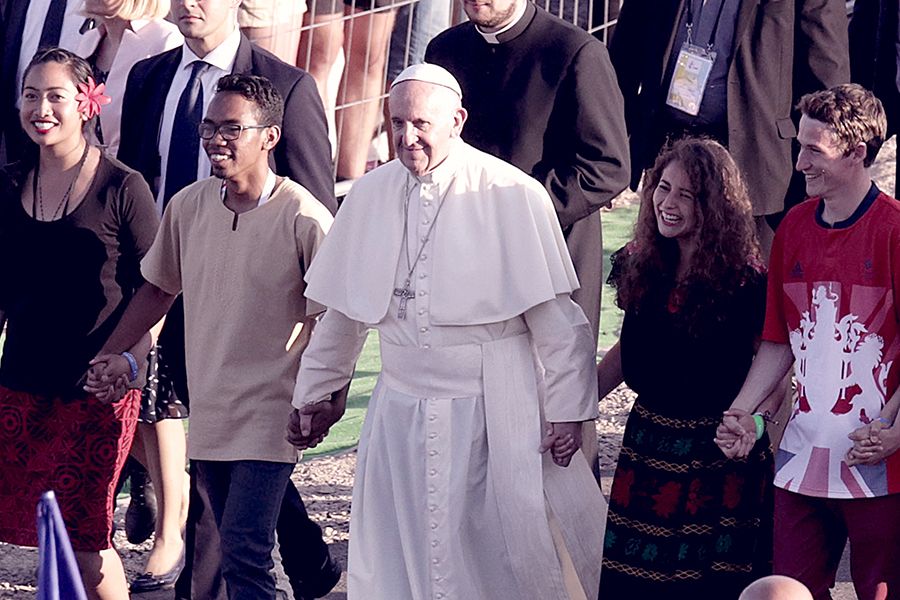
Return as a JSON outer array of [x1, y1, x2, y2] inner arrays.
[[613, 137, 762, 331], [215, 74, 284, 128]]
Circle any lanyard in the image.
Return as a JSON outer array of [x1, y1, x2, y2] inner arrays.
[[685, 0, 729, 51]]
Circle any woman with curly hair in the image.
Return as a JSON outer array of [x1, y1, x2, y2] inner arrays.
[[597, 137, 774, 598], [0, 48, 157, 599]]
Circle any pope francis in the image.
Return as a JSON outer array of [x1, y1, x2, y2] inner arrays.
[[288, 64, 606, 600]]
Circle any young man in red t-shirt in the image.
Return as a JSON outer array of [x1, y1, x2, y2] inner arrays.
[[717, 84, 900, 599]]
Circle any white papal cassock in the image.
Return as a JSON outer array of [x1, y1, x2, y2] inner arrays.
[[293, 141, 607, 600]]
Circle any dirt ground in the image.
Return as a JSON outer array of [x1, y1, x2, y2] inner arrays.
[[2, 139, 895, 599], [0, 385, 631, 600], [0, 385, 860, 600]]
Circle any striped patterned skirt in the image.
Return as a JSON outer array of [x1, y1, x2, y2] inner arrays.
[[600, 398, 774, 599]]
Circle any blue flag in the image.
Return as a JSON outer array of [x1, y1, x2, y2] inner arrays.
[[36, 491, 88, 600]]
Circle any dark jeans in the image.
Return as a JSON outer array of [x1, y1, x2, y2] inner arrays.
[[175, 464, 332, 600], [278, 481, 332, 588], [194, 460, 293, 600]]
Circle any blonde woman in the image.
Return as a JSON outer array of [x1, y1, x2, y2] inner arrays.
[[77, 0, 182, 155]]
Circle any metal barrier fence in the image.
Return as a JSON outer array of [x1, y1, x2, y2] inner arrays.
[[240, 0, 620, 189]]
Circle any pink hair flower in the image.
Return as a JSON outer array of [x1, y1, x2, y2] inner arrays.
[[75, 77, 111, 119]]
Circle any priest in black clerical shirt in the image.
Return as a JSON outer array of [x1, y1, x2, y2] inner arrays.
[[426, 0, 629, 478], [425, 0, 629, 352]]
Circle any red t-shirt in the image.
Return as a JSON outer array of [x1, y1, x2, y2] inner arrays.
[[764, 187, 900, 498]]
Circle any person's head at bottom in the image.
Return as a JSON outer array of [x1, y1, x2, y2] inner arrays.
[[388, 63, 468, 178], [739, 575, 814, 600]]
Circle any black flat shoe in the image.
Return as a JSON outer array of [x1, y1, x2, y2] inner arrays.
[[130, 549, 185, 594]]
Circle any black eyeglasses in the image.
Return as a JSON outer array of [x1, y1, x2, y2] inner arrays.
[[198, 123, 271, 141]]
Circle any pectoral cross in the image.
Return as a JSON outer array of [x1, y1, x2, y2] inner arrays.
[[393, 281, 416, 319]]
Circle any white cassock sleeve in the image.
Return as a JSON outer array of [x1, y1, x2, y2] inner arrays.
[[524, 294, 600, 423], [292, 308, 369, 409]]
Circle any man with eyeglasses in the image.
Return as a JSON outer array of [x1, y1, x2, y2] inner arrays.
[[116, 0, 340, 595], [86, 74, 334, 600]]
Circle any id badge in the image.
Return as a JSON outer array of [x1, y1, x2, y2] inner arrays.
[[666, 42, 717, 116]]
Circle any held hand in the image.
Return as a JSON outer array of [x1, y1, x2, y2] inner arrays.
[[286, 401, 345, 450], [83, 360, 107, 392], [846, 421, 900, 466], [714, 409, 757, 459], [84, 354, 131, 394], [539, 421, 583, 468], [93, 374, 130, 404]]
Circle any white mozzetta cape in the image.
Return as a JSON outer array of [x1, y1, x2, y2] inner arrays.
[[303, 141, 580, 324], [296, 143, 605, 599]]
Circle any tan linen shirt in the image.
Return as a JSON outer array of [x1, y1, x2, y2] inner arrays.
[[142, 176, 332, 462]]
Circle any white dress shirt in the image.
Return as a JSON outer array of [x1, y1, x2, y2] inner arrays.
[[156, 27, 241, 212], [76, 19, 183, 156], [17, 0, 86, 106]]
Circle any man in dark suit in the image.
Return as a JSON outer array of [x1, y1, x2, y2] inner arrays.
[[117, 0, 339, 598], [118, 11, 335, 211], [850, 0, 899, 195], [609, 0, 850, 255]]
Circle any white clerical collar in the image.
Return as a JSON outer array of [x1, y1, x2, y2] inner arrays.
[[179, 26, 241, 72], [475, 0, 528, 44]]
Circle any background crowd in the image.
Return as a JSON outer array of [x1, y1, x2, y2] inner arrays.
[[0, 0, 898, 599]]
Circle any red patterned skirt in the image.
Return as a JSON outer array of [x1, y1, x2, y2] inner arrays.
[[0, 385, 139, 551]]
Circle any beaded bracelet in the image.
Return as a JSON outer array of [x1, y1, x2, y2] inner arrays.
[[877, 416, 893, 427], [752, 413, 765, 441], [122, 351, 139, 383]]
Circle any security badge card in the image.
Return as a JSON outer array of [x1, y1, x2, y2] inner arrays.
[[666, 43, 716, 116]]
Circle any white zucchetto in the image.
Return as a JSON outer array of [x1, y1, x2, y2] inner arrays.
[[390, 63, 463, 99]]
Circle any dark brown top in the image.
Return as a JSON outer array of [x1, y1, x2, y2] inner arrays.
[[0, 153, 159, 396]]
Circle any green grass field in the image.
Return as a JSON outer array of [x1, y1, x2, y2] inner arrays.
[[0, 203, 639, 459]]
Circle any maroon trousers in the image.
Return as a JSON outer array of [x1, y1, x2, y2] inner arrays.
[[774, 487, 900, 600]]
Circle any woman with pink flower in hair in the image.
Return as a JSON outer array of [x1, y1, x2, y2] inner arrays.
[[0, 47, 158, 599]]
